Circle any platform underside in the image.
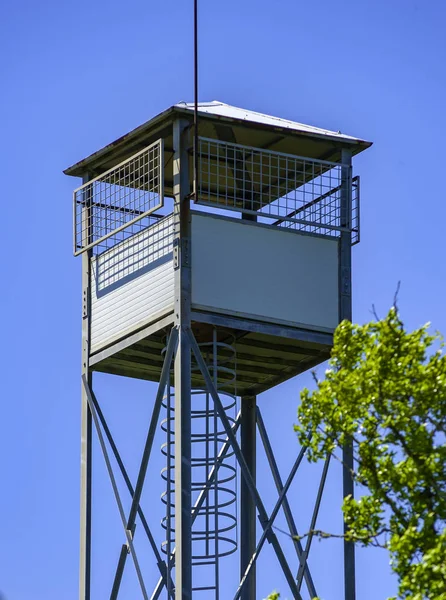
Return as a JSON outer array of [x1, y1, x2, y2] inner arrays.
[[89, 312, 333, 395]]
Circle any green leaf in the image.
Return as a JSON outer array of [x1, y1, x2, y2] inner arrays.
[[294, 307, 446, 600]]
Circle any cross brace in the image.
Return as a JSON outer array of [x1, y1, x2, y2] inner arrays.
[[81, 325, 334, 600]]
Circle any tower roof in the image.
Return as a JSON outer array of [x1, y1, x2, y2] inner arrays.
[[64, 100, 372, 178], [176, 101, 367, 143]]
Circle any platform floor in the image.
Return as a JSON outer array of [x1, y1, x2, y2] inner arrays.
[[90, 317, 332, 396]]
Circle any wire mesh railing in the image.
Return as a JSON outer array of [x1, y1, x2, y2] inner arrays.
[[93, 214, 174, 292], [73, 136, 359, 258], [73, 139, 164, 256], [195, 137, 358, 242]]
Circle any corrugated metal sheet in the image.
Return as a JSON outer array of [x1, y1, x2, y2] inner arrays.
[[191, 213, 339, 332], [90, 216, 174, 354]]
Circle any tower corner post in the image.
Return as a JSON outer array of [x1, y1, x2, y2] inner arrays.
[[79, 173, 93, 600], [240, 394, 257, 600], [340, 148, 355, 600], [173, 118, 193, 600]]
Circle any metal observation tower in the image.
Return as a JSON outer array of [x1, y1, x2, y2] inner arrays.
[[64, 101, 371, 600]]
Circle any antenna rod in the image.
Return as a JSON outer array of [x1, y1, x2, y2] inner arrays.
[[194, 0, 198, 199]]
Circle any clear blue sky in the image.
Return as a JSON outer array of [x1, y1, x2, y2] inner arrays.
[[1, 0, 445, 598]]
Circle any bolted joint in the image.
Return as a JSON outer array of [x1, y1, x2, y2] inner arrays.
[[157, 560, 168, 580], [82, 289, 89, 318], [258, 515, 275, 544], [125, 528, 134, 553], [341, 266, 351, 295], [173, 237, 191, 270], [173, 238, 179, 269]]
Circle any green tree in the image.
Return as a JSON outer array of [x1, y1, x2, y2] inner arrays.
[[290, 307, 445, 600]]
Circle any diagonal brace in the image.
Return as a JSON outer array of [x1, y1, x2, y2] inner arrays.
[[187, 328, 303, 600], [150, 413, 241, 600], [127, 327, 178, 529], [82, 375, 149, 600], [234, 441, 308, 600], [256, 407, 318, 599], [90, 389, 174, 598], [296, 455, 331, 591], [105, 327, 178, 599]]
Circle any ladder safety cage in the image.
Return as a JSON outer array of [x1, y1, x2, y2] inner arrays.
[[73, 139, 164, 256], [195, 137, 359, 243]]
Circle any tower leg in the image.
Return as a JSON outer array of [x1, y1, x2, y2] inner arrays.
[[240, 395, 256, 600], [174, 327, 192, 600], [79, 374, 92, 600], [173, 117, 192, 600], [79, 175, 92, 600], [340, 148, 356, 600]]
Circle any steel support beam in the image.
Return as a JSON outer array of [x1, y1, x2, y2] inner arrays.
[[88, 382, 175, 599], [235, 442, 308, 600], [187, 329, 303, 600], [256, 408, 317, 599], [190, 308, 333, 347], [173, 118, 192, 600], [296, 455, 331, 590], [104, 328, 177, 598], [82, 376, 149, 600], [110, 546, 128, 599], [80, 173, 92, 600], [340, 148, 356, 600], [128, 329, 178, 530], [240, 396, 256, 600]]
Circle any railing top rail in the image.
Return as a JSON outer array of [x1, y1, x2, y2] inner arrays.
[[197, 136, 347, 169], [73, 139, 164, 256], [195, 137, 360, 245], [73, 139, 163, 195]]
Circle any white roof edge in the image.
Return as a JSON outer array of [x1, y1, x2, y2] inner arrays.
[[175, 100, 367, 144], [65, 100, 371, 176]]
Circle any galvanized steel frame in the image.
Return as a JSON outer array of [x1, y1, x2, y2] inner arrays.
[[150, 412, 242, 600], [79, 327, 335, 600], [240, 396, 256, 600], [198, 136, 344, 169], [194, 137, 356, 240], [172, 118, 193, 600], [187, 328, 339, 600], [351, 175, 360, 246], [256, 408, 317, 598], [73, 139, 164, 256], [80, 329, 178, 599], [82, 375, 152, 600], [76, 129, 358, 600], [79, 173, 93, 600], [188, 329, 306, 599], [340, 149, 356, 600], [80, 338, 246, 599]]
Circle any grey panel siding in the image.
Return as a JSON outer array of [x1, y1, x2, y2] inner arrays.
[[90, 216, 174, 353], [191, 213, 339, 331]]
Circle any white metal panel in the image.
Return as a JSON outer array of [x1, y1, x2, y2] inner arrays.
[[90, 216, 174, 353], [191, 214, 339, 331], [176, 101, 366, 143]]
